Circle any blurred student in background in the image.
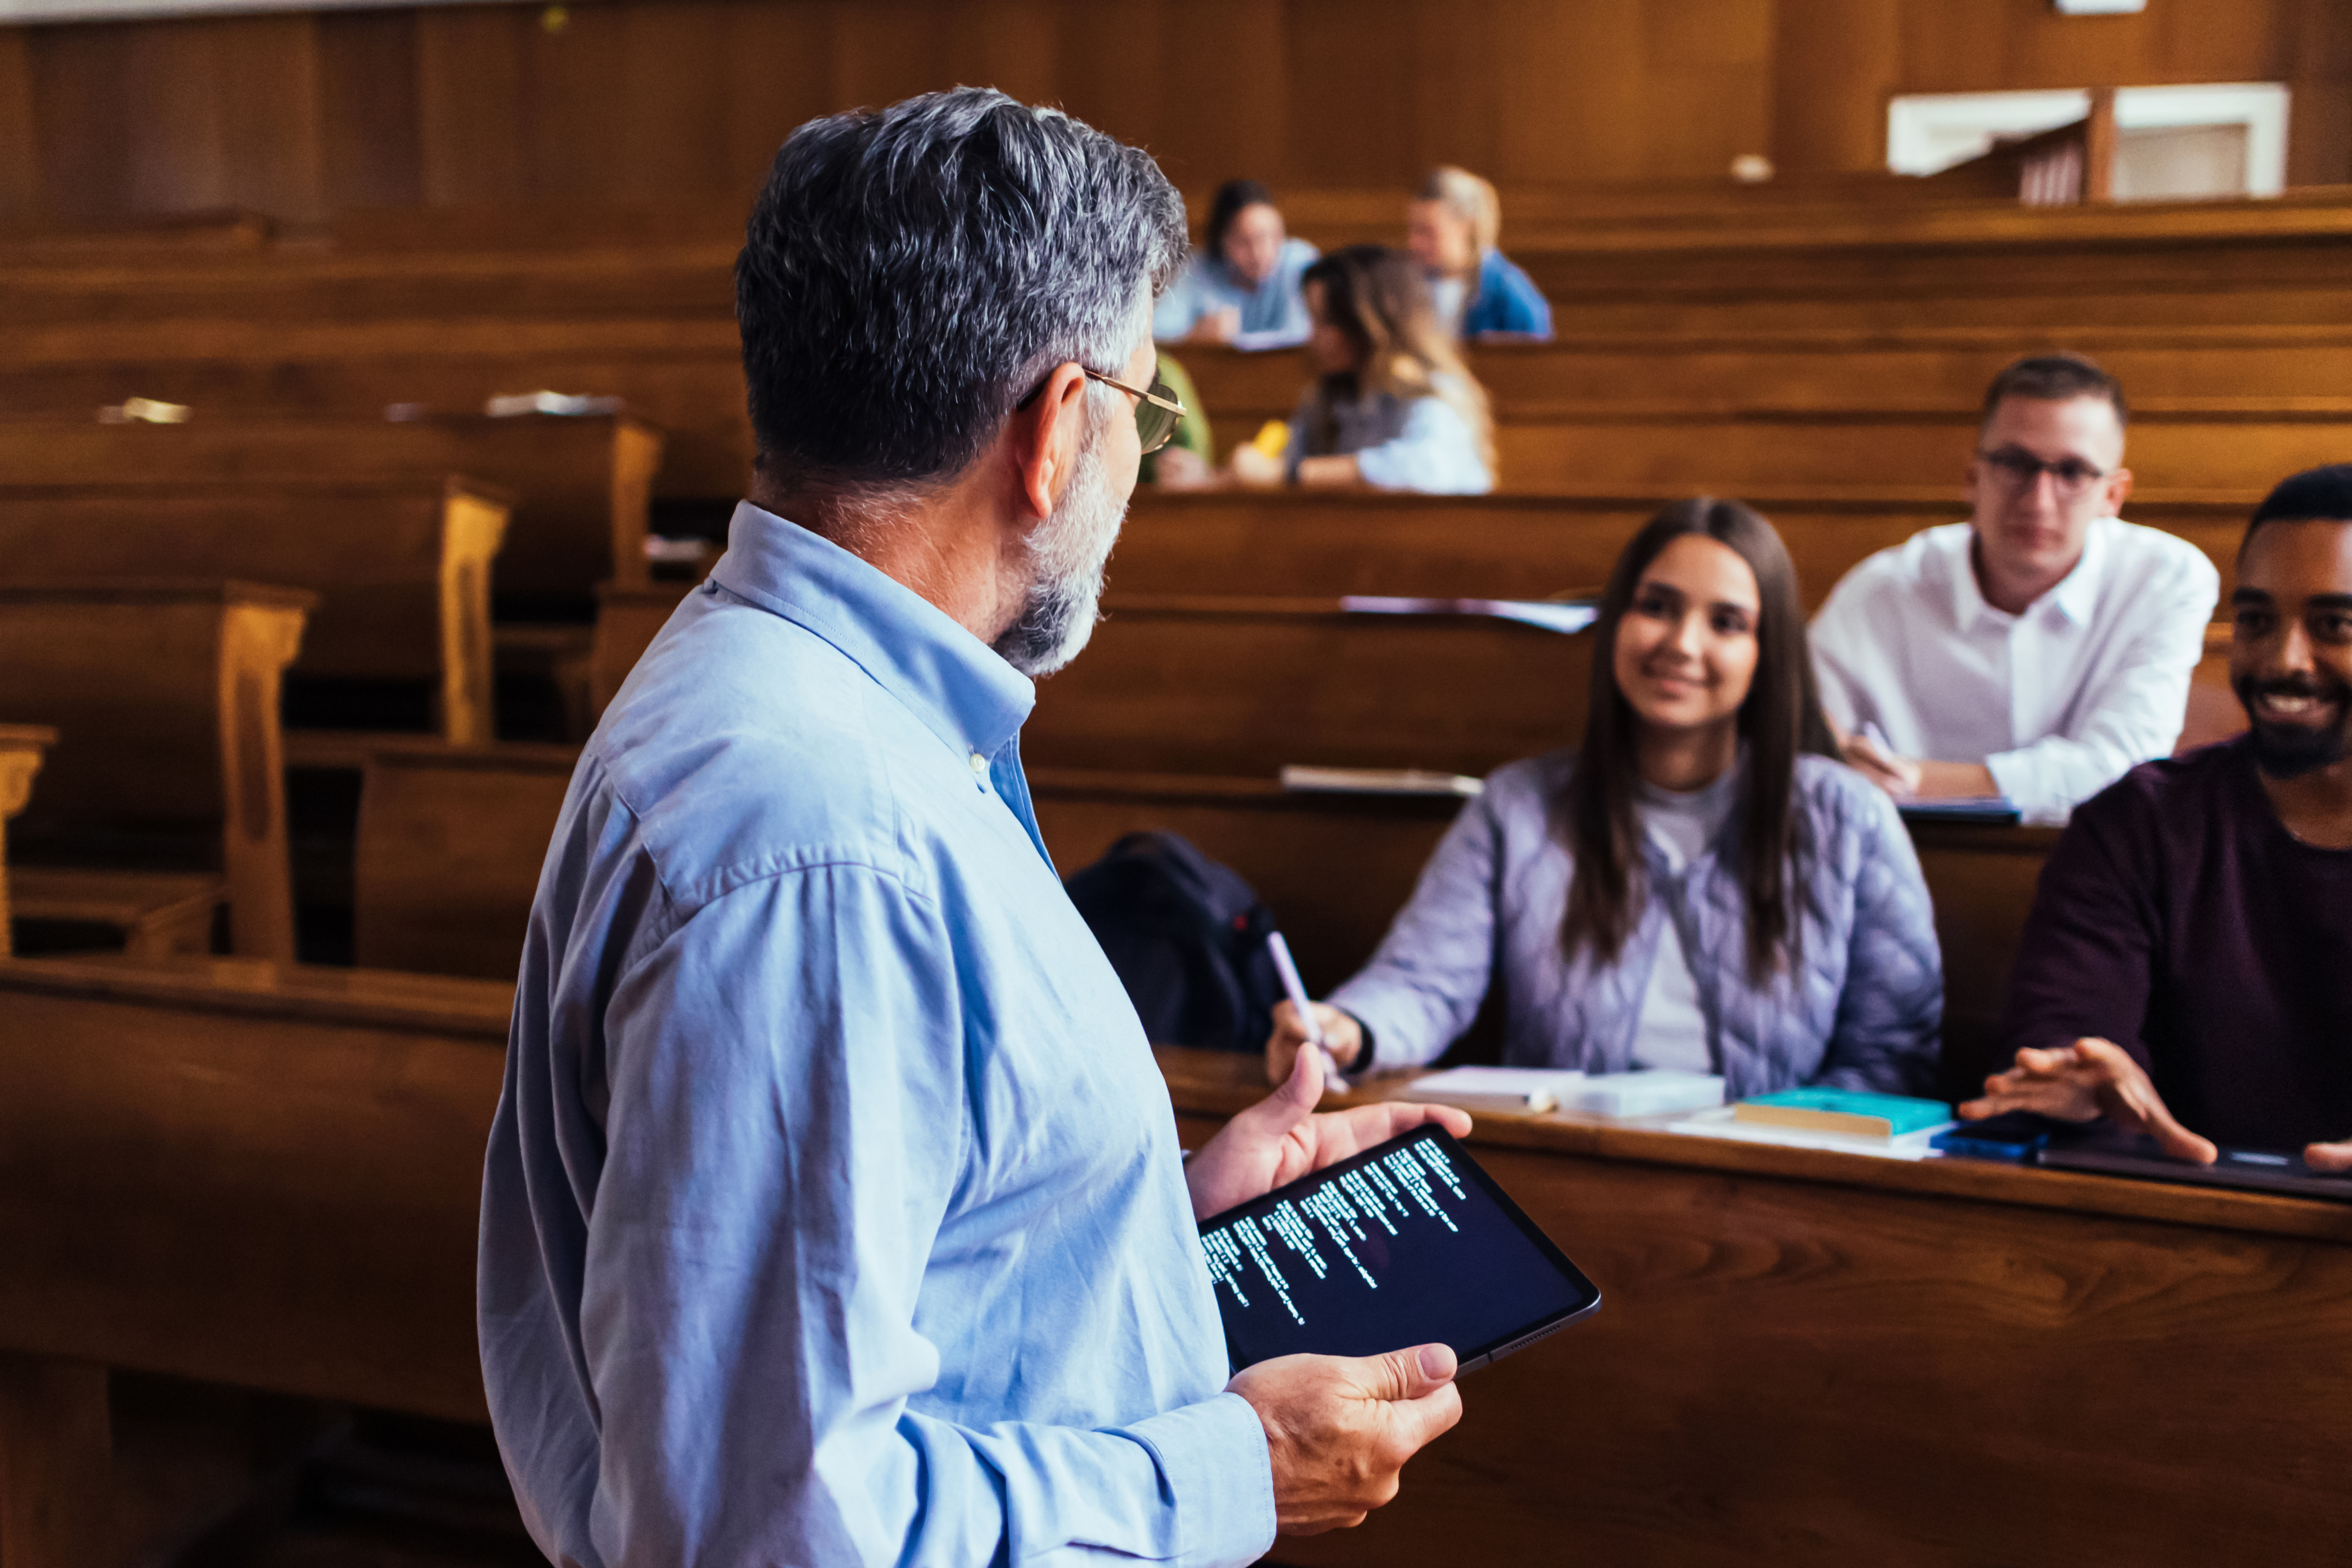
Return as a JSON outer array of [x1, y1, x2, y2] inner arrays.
[[1232, 244, 1494, 494], [1152, 179, 1319, 348], [1265, 500, 1942, 1095], [1406, 166, 1553, 342]]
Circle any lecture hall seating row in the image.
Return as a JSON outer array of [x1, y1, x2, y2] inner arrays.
[[1, 952, 2346, 1568]]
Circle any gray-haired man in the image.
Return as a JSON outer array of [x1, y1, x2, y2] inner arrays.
[[479, 89, 1467, 1565]]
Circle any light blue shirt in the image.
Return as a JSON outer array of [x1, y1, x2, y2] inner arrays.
[[1284, 373, 1494, 494], [479, 502, 1277, 1568], [1152, 238, 1318, 348]]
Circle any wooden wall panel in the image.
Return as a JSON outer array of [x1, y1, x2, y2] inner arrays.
[[0, 29, 34, 222], [0, 0, 2344, 226]]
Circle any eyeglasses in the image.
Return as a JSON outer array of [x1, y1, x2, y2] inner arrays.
[[1016, 363, 1190, 455], [1976, 446, 2110, 499]]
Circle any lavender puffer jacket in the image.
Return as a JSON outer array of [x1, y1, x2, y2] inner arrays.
[[1328, 751, 1943, 1097]]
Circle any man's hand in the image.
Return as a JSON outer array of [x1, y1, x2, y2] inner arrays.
[[1265, 999, 1365, 1085], [2306, 1139, 2352, 1172], [1187, 1045, 1472, 1221], [1842, 734, 2002, 802], [1960, 1038, 2217, 1164], [1227, 1342, 1464, 1534], [1184, 306, 1241, 344]]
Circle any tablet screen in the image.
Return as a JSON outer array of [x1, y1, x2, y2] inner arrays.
[[1197, 1126, 1601, 1372]]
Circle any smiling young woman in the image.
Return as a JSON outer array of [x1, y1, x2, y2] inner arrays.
[[1265, 499, 1944, 1098]]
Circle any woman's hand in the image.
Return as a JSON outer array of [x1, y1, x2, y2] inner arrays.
[[1230, 443, 1285, 487], [1265, 999, 1364, 1086]]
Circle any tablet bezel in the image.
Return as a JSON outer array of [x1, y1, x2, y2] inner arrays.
[[1197, 1125, 1603, 1372]]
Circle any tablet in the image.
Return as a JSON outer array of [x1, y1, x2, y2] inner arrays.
[[2036, 1126, 2352, 1202], [1197, 1126, 1602, 1372]]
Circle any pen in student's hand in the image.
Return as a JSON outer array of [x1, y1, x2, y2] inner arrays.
[[1265, 931, 1339, 1089]]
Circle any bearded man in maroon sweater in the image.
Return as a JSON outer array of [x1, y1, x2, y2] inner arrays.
[[1962, 464, 2352, 1168]]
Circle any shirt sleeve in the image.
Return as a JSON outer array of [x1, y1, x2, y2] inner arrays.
[[1352, 396, 1493, 494], [1152, 262, 1207, 341], [1806, 575, 1882, 740], [1327, 793, 1505, 1068], [579, 867, 1274, 1568], [1814, 785, 1943, 1095], [1983, 550, 2220, 824], [1465, 251, 1553, 340], [1999, 791, 2161, 1071]]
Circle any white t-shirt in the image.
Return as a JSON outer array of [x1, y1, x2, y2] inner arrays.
[[1630, 767, 1742, 1074], [1808, 518, 2218, 824]]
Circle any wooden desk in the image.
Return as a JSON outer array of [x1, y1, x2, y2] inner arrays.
[[1159, 1047, 2352, 1567]]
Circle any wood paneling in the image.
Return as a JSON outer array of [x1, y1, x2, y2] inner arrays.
[[1, 0, 2340, 225]]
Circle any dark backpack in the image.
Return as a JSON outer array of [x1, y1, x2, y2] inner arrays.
[[1064, 831, 1285, 1053]]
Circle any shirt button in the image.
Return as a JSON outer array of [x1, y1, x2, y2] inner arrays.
[[970, 753, 987, 775]]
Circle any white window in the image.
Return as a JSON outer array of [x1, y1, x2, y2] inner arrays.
[[1886, 84, 2291, 201]]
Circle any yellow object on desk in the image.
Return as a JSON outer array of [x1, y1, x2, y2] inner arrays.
[[1246, 419, 1289, 459]]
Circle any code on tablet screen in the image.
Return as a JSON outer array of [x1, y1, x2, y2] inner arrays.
[[1198, 1130, 1590, 1366]]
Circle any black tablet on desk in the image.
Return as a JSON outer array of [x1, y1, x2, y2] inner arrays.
[[2037, 1126, 2352, 1202], [1197, 1126, 1602, 1372]]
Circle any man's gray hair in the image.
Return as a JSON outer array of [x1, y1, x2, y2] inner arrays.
[[737, 87, 1188, 502]]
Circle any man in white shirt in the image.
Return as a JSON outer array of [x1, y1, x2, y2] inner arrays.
[[1809, 353, 2219, 824]]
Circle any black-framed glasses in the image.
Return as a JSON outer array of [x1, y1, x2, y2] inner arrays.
[[1977, 446, 2109, 499], [1017, 362, 1190, 454]]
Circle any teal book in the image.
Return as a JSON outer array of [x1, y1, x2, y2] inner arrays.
[[1733, 1087, 1953, 1141]]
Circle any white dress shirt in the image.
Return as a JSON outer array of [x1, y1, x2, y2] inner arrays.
[[1808, 518, 2219, 825]]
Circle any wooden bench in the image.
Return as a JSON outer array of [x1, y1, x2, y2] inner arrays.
[[0, 412, 664, 605], [1177, 326, 2352, 436], [0, 727, 56, 958], [1160, 1047, 2352, 1568], [1478, 404, 2352, 494], [1115, 487, 2253, 610], [0, 953, 508, 1567], [1025, 594, 1594, 779], [0, 583, 310, 962], [353, 741, 577, 980], [0, 480, 509, 744]]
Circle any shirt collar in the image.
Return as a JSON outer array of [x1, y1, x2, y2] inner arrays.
[[707, 502, 1035, 764], [1944, 516, 2113, 631]]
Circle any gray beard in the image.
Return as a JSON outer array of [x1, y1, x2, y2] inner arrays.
[[993, 397, 1125, 677]]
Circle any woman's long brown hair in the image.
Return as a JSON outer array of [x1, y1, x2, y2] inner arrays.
[[1298, 243, 1495, 477], [1557, 499, 1838, 983]]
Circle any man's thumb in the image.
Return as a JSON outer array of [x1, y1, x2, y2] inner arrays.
[[1277, 1037, 1324, 1114], [1366, 1342, 1458, 1402]]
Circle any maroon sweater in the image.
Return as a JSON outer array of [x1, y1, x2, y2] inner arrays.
[[2003, 735, 2352, 1150]]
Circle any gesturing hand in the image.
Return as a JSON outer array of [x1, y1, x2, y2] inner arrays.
[[1185, 1045, 1472, 1222], [1959, 1037, 2217, 1164], [1227, 1342, 1464, 1534]]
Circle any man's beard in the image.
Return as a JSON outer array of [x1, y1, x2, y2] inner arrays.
[[2236, 670, 2352, 780], [992, 395, 1125, 677]]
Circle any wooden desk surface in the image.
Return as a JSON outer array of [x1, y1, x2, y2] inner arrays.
[[1159, 1048, 2352, 1566]]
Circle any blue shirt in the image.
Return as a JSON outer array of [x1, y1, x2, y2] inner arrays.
[[1152, 238, 1318, 348], [479, 503, 1277, 1568], [1329, 751, 1941, 1095], [1459, 249, 1552, 340]]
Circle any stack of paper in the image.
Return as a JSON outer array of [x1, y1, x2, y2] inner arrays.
[[1561, 1071, 1726, 1119], [1405, 1066, 1586, 1113]]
